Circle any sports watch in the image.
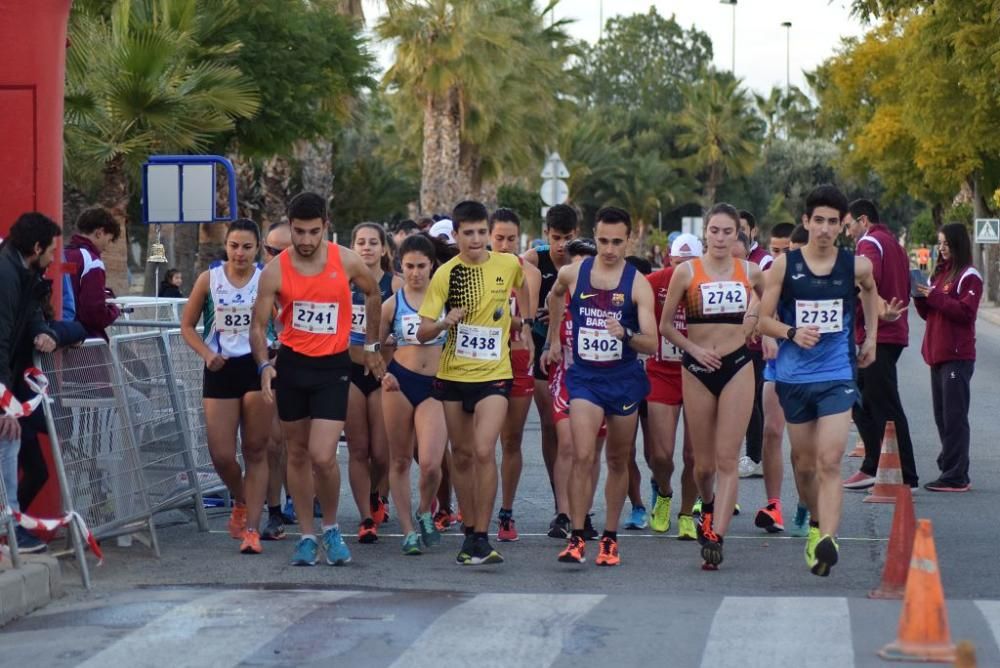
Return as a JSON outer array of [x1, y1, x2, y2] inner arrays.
[[363, 342, 381, 353], [786, 327, 798, 343]]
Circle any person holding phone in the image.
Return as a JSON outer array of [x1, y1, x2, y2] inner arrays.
[[914, 223, 981, 492]]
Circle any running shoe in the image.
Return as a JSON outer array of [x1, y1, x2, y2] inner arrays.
[[13, 527, 48, 554], [692, 497, 702, 516], [291, 536, 319, 566], [842, 471, 876, 490], [650, 494, 672, 533], [583, 513, 599, 540], [240, 528, 262, 555], [923, 479, 971, 493], [698, 511, 723, 569], [548, 513, 571, 539], [804, 525, 821, 569], [497, 515, 519, 542], [790, 504, 810, 538], [754, 502, 785, 534], [281, 498, 297, 524], [456, 534, 475, 565], [595, 536, 620, 567], [228, 502, 247, 539], [677, 514, 697, 541], [433, 508, 453, 532], [624, 505, 648, 530], [558, 535, 586, 564], [469, 537, 503, 565], [323, 527, 352, 566], [358, 517, 378, 544], [372, 496, 389, 526], [402, 531, 422, 555], [811, 535, 839, 577], [733, 503, 741, 516], [416, 511, 441, 547], [738, 455, 763, 478], [650, 479, 660, 510], [261, 513, 286, 541]]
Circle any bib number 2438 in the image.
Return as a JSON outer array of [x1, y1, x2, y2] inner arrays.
[[456, 324, 502, 360]]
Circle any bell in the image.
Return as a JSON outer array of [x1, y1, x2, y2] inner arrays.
[[147, 243, 168, 264]]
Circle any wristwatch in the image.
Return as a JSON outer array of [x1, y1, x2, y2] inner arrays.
[[364, 342, 381, 353], [786, 327, 797, 342], [522, 317, 535, 328]]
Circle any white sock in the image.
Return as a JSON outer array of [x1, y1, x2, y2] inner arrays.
[[321, 524, 339, 533], [301, 533, 317, 542]]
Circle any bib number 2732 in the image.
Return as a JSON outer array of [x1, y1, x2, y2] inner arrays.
[[795, 299, 842, 334]]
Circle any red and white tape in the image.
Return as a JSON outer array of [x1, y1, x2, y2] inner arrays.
[[0, 367, 49, 418], [3, 507, 104, 564]]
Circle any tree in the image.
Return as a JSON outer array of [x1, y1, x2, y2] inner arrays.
[[754, 85, 817, 144], [64, 0, 260, 294], [675, 75, 763, 209]]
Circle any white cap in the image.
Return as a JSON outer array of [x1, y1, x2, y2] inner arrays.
[[670, 233, 703, 258], [429, 219, 456, 245]]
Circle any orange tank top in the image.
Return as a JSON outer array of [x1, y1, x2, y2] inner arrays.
[[684, 257, 752, 326], [277, 242, 353, 356]]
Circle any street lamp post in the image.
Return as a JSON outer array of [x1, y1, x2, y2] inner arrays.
[[720, 0, 737, 73], [781, 21, 792, 95]]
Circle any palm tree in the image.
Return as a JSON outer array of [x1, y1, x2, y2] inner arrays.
[[64, 0, 259, 295], [675, 76, 763, 209]]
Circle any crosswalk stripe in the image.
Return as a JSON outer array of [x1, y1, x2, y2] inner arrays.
[[389, 593, 605, 668], [74, 589, 358, 668], [700, 597, 854, 668], [975, 601, 1000, 650]]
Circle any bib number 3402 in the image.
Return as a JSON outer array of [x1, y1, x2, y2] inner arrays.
[[795, 299, 843, 334], [293, 301, 339, 334], [456, 323, 502, 360], [578, 327, 622, 362], [700, 281, 747, 315]]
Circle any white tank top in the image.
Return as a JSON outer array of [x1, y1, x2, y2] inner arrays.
[[204, 261, 262, 357]]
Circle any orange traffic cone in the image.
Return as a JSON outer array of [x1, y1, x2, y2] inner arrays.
[[878, 519, 956, 663], [865, 421, 904, 504], [849, 437, 865, 458], [869, 485, 915, 599]]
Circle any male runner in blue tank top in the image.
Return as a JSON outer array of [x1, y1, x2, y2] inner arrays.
[[546, 207, 657, 567], [757, 185, 880, 577]]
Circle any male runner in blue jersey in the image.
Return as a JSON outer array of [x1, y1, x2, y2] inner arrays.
[[757, 185, 880, 577]]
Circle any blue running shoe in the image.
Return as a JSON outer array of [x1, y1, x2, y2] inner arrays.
[[624, 505, 648, 530], [416, 511, 441, 547], [282, 498, 297, 524], [323, 527, 352, 566], [790, 504, 810, 538], [291, 536, 318, 566], [402, 531, 422, 555]]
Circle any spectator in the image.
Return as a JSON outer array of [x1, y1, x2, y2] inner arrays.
[[917, 243, 931, 271], [159, 268, 184, 298], [0, 213, 62, 553], [64, 207, 122, 340], [914, 223, 981, 492]]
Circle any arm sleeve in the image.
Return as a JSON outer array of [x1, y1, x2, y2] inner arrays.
[[913, 296, 929, 320], [0, 285, 18, 388], [856, 240, 883, 286], [418, 269, 448, 321], [924, 275, 982, 325], [76, 263, 121, 331]]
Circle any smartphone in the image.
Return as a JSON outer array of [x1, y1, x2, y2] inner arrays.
[[910, 269, 928, 298]]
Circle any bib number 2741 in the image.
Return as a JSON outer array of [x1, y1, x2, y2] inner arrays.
[[293, 301, 339, 334]]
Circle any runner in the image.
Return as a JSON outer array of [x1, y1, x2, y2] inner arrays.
[[251, 192, 386, 566], [547, 207, 657, 567], [659, 203, 765, 570], [757, 185, 880, 576], [543, 238, 602, 541], [644, 233, 701, 540], [522, 204, 578, 524], [489, 208, 541, 542], [180, 219, 274, 555], [380, 234, 448, 554], [416, 200, 530, 566], [346, 223, 402, 543], [261, 221, 293, 541]]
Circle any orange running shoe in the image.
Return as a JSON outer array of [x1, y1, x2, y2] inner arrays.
[[595, 536, 620, 567], [371, 496, 389, 526], [558, 536, 586, 563], [433, 508, 453, 532], [754, 502, 785, 534], [228, 503, 247, 539], [358, 517, 378, 544], [240, 528, 262, 554], [698, 512, 724, 568]]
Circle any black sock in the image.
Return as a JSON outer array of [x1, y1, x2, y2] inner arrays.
[[474, 531, 488, 542], [268, 505, 281, 517], [702, 498, 715, 514], [499, 507, 512, 519], [603, 530, 617, 541], [809, 519, 820, 528], [557, 512, 571, 521], [464, 525, 475, 536], [571, 529, 585, 539]]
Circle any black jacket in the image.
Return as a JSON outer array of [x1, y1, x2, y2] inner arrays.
[[0, 243, 57, 393]]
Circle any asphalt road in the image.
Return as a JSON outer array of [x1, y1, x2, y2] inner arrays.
[[3, 306, 999, 667]]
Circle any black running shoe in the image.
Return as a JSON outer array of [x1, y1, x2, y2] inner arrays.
[[261, 513, 286, 541], [548, 513, 571, 539], [469, 537, 503, 565], [456, 534, 475, 565], [811, 535, 839, 577]]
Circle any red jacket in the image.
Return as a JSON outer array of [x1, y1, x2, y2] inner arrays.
[[914, 261, 981, 365], [64, 234, 120, 339], [854, 223, 910, 346]]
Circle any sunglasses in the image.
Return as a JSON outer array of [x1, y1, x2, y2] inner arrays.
[[264, 245, 284, 257]]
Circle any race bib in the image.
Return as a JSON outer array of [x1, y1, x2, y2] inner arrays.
[[214, 303, 252, 334], [292, 301, 339, 334], [658, 336, 683, 362], [700, 281, 748, 315], [400, 314, 421, 344], [456, 323, 502, 360], [351, 303, 366, 335], [795, 299, 843, 334], [578, 326, 622, 362]]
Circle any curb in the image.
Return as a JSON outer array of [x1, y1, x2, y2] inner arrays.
[[0, 556, 63, 627]]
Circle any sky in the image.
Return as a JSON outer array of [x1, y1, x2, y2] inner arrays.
[[362, 0, 868, 96]]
